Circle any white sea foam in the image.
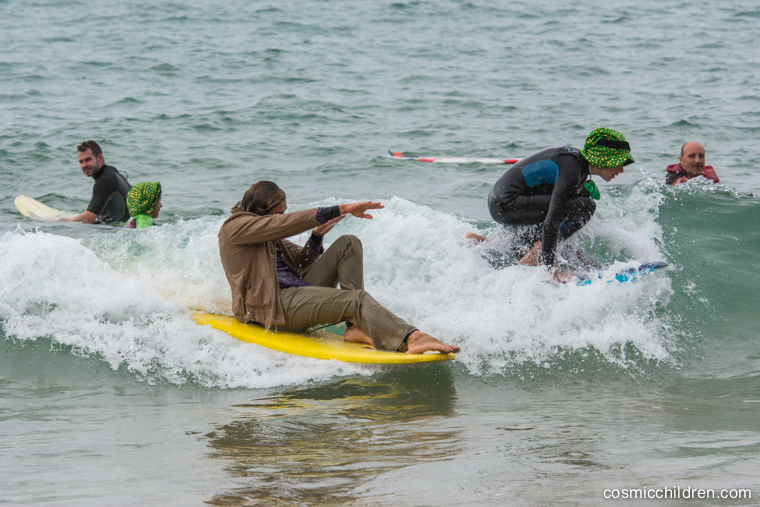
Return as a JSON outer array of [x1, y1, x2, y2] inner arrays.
[[326, 192, 674, 375], [0, 228, 368, 388], [1, 185, 675, 387]]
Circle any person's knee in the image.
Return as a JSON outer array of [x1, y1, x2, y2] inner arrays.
[[567, 196, 595, 220], [488, 200, 508, 226], [340, 234, 361, 246], [580, 198, 596, 222], [336, 234, 362, 254], [585, 198, 596, 215]]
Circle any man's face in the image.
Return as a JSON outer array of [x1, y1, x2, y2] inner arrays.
[[679, 142, 706, 178], [78, 148, 104, 178]]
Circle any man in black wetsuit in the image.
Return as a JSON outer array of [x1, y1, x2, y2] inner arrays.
[[469, 128, 634, 278], [64, 140, 132, 224]]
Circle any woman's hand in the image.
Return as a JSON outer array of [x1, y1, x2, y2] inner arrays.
[[339, 201, 384, 219], [313, 215, 345, 236]]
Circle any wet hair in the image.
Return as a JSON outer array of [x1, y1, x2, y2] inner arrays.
[[77, 140, 103, 157], [231, 181, 286, 215]]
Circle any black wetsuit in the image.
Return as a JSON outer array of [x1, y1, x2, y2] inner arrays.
[[487, 147, 595, 266], [87, 164, 131, 223]]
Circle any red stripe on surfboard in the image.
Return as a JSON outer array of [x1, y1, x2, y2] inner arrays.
[[415, 157, 520, 163]]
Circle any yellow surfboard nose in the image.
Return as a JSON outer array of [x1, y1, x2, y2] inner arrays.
[[193, 313, 455, 364]]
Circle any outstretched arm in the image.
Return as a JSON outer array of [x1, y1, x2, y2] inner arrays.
[[60, 210, 98, 223], [311, 201, 384, 237], [301, 201, 384, 268]]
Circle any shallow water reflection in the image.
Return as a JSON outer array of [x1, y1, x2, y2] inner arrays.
[[203, 367, 460, 506]]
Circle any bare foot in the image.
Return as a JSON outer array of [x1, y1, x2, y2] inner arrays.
[[344, 324, 373, 345], [519, 241, 542, 266], [407, 331, 460, 354], [466, 232, 487, 243], [552, 270, 576, 283]]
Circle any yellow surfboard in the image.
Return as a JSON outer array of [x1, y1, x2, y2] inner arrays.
[[15, 195, 77, 221], [193, 313, 455, 364]]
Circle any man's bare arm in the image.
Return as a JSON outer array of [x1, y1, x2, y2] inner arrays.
[[61, 210, 98, 223]]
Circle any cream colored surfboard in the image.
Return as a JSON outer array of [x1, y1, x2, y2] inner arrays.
[[15, 195, 77, 221]]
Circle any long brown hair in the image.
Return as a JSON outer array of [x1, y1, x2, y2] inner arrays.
[[231, 181, 286, 215]]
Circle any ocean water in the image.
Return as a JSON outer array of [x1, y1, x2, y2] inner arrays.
[[2, 0, 760, 505]]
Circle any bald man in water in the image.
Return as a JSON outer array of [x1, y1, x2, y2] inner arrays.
[[665, 141, 720, 185]]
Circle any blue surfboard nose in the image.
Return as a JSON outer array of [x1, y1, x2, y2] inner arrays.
[[576, 262, 669, 286]]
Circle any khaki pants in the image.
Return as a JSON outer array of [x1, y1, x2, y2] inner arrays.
[[279, 235, 416, 351]]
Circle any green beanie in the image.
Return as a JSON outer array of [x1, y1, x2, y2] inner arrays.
[[127, 182, 161, 216], [580, 128, 634, 168]]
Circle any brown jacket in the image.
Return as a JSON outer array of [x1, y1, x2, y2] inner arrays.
[[218, 208, 322, 325]]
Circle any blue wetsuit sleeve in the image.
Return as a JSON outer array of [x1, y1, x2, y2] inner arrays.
[[542, 156, 584, 266]]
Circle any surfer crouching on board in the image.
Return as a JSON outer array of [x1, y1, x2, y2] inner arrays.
[[468, 127, 634, 282], [218, 181, 460, 354]]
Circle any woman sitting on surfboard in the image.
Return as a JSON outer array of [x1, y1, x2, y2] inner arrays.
[[469, 128, 634, 281], [218, 181, 460, 354], [124, 182, 162, 229]]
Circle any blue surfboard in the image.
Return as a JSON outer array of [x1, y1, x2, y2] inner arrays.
[[575, 262, 668, 286]]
